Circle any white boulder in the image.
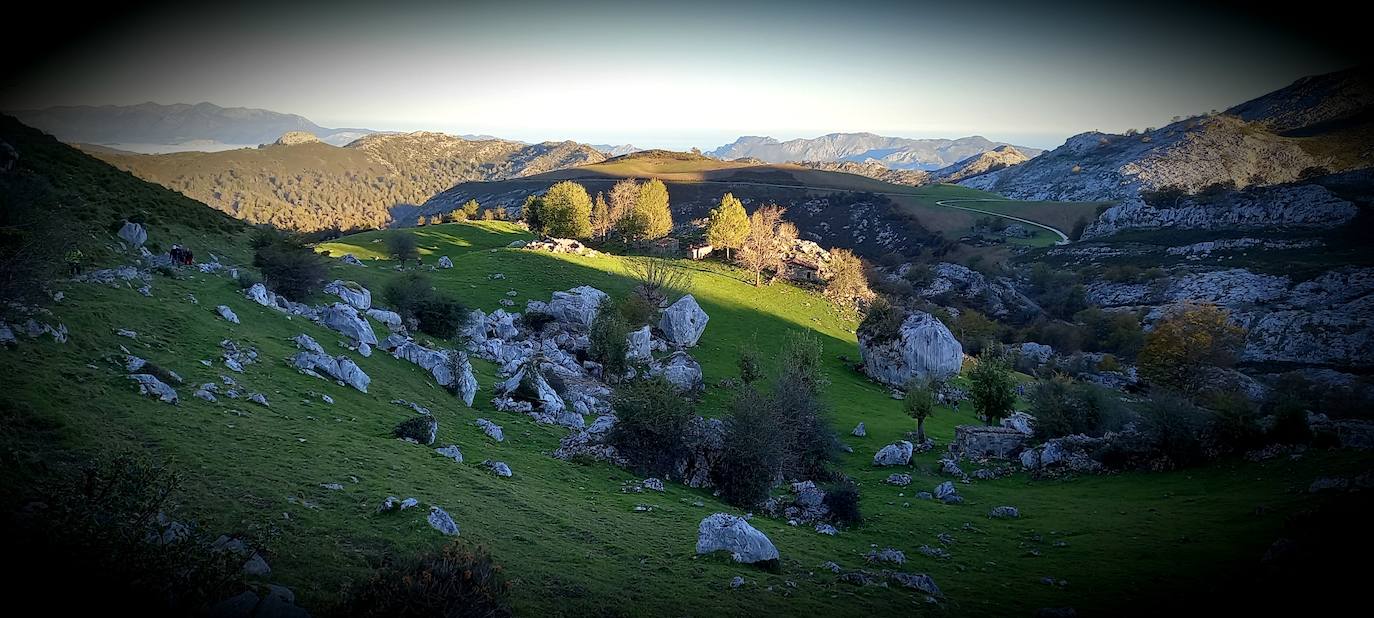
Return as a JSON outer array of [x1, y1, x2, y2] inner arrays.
[[858, 311, 963, 387], [659, 294, 709, 346], [695, 513, 779, 564]]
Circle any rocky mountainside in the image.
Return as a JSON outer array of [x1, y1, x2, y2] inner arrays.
[[591, 144, 641, 156], [708, 133, 1042, 170], [927, 145, 1032, 184], [788, 160, 931, 186], [9, 102, 375, 148], [86, 132, 606, 231], [960, 67, 1374, 203]]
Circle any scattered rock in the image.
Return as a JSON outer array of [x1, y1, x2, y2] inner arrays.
[[934, 481, 962, 504], [885, 473, 912, 487], [648, 351, 704, 392], [873, 440, 914, 466], [216, 305, 240, 324], [864, 547, 906, 565], [696, 513, 779, 564], [989, 506, 1020, 519], [476, 418, 505, 442], [427, 506, 460, 535], [483, 460, 513, 477], [435, 445, 464, 463], [437, 256, 454, 269], [129, 374, 178, 404], [118, 221, 148, 246], [852, 422, 867, 437]]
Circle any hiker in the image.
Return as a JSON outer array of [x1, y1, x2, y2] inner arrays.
[[65, 249, 85, 276]]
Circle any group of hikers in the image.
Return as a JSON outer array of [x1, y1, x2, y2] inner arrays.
[[169, 244, 194, 266]]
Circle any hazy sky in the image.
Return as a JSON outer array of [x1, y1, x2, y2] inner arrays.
[[1, 0, 1359, 149]]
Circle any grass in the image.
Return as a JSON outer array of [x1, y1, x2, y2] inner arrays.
[[4, 220, 1367, 616]]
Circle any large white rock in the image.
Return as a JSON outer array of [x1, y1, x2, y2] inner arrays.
[[546, 286, 608, 328], [659, 294, 709, 346], [859, 312, 963, 387], [872, 440, 914, 466], [648, 351, 703, 392], [319, 303, 378, 345], [625, 325, 652, 364], [118, 221, 148, 246], [695, 513, 779, 564], [130, 374, 178, 404], [324, 280, 371, 311], [437, 256, 454, 269], [290, 351, 371, 393], [366, 308, 403, 330]]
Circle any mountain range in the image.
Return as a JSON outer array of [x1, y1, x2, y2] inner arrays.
[[7, 102, 375, 149], [707, 133, 1043, 170]]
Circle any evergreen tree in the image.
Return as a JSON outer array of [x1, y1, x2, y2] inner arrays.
[[705, 193, 749, 259]]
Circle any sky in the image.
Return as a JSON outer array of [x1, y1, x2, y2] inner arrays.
[[1, 0, 1361, 150]]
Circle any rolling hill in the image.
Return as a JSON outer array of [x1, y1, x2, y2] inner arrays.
[[83, 131, 607, 232], [416, 150, 1099, 258], [8, 101, 376, 150], [708, 133, 1043, 170]]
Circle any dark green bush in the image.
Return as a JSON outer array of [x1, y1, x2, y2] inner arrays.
[[615, 294, 657, 327], [1029, 378, 1121, 440], [336, 542, 511, 618], [253, 236, 327, 300], [859, 296, 904, 344], [384, 273, 469, 339], [393, 415, 437, 444], [714, 387, 784, 507], [588, 300, 630, 377], [386, 232, 419, 261], [607, 377, 695, 477], [823, 480, 863, 526], [1137, 393, 1209, 468], [737, 337, 764, 384]]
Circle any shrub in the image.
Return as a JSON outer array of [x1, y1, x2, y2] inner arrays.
[[1204, 391, 1265, 454], [235, 269, 262, 290], [823, 480, 863, 526], [1029, 377, 1121, 440], [858, 296, 904, 344], [384, 273, 469, 339], [615, 293, 657, 327], [715, 387, 785, 507], [607, 377, 695, 477], [387, 232, 419, 261], [588, 300, 630, 377], [8, 453, 241, 615], [253, 235, 328, 300], [1139, 304, 1246, 393], [1137, 393, 1209, 468], [771, 373, 839, 481], [779, 330, 828, 395], [737, 336, 764, 384], [338, 542, 511, 618], [393, 415, 437, 444], [903, 378, 936, 443]]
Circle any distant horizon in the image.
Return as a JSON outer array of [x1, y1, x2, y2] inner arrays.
[[3, 0, 1358, 155]]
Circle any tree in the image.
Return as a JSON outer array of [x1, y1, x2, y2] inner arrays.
[[590, 192, 612, 241], [705, 193, 749, 259], [632, 178, 673, 240], [461, 199, 481, 220], [253, 236, 328, 300], [608, 178, 640, 239], [824, 248, 873, 310], [969, 349, 1016, 425], [737, 336, 763, 384], [624, 256, 691, 305], [387, 232, 419, 262], [903, 378, 936, 443], [528, 181, 592, 239], [1138, 304, 1246, 393], [736, 204, 788, 286], [607, 377, 696, 477]]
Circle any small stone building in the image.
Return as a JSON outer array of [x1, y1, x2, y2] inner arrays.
[[950, 425, 1027, 460]]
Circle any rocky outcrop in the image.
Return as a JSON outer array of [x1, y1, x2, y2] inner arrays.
[[390, 339, 478, 405], [659, 294, 709, 346], [324, 280, 371, 310], [696, 513, 779, 564], [909, 262, 1041, 320], [290, 350, 371, 393], [545, 286, 608, 329], [859, 312, 963, 387], [648, 351, 704, 392], [1083, 184, 1357, 239], [319, 303, 378, 345], [130, 374, 178, 404], [118, 221, 148, 246], [625, 326, 652, 364]]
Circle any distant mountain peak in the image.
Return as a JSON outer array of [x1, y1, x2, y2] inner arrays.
[[708, 132, 1042, 171]]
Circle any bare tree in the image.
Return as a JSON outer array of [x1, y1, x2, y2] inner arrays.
[[624, 256, 692, 305], [736, 205, 789, 287]]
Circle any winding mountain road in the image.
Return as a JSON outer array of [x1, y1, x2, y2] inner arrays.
[[929, 198, 1070, 245]]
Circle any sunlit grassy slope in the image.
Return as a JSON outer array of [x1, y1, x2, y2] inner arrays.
[[4, 220, 1364, 616]]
